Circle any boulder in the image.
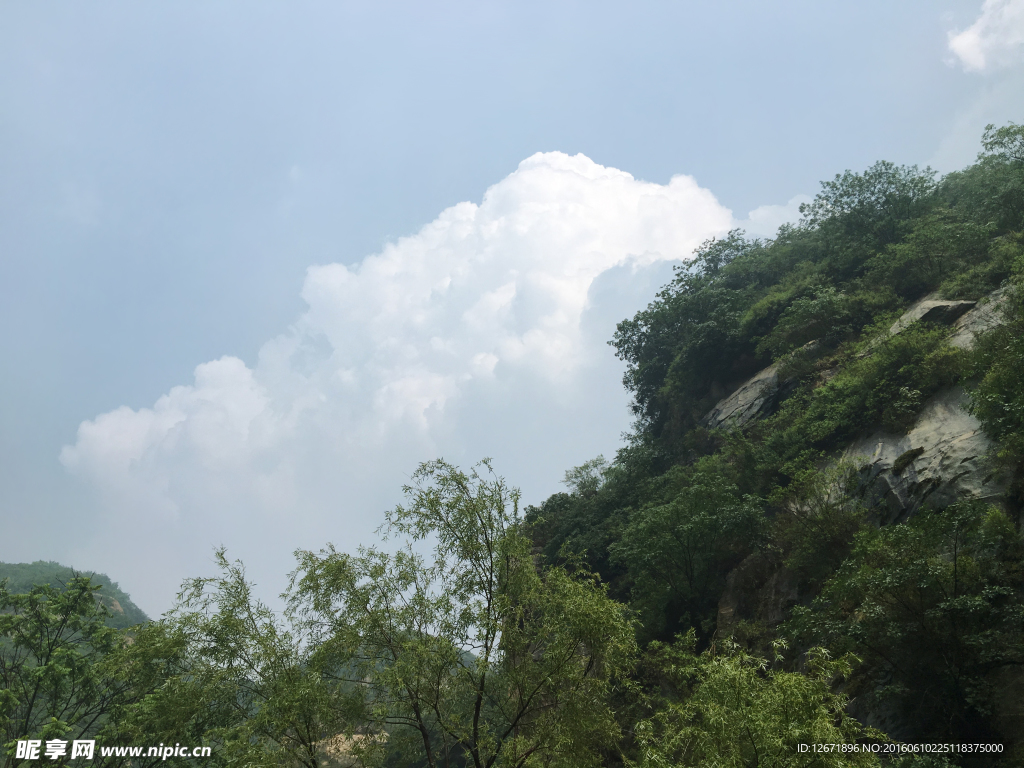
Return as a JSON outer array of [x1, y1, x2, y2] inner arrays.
[[846, 386, 1007, 523]]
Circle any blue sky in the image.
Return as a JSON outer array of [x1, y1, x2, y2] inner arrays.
[[2, 0, 1023, 614]]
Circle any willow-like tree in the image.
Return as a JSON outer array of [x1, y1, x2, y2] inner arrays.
[[104, 551, 364, 768], [289, 459, 637, 768]]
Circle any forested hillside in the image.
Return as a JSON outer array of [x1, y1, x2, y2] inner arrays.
[[3, 124, 1024, 767], [526, 122, 1024, 757], [0, 561, 149, 629]]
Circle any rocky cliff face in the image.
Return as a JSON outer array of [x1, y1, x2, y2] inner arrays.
[[704, 285, 1013, 522], [700, 364, 783, 430], [949, 285, 1011, 350], [701, 341, 825, 431], [846, 386, 1007, 524], [848, 286, 1012, 522], [699, 291, 998, 435], [888, 295, 977, 336], [714, 283, 1014, 628]]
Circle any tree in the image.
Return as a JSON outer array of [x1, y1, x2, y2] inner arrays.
[[772, 461, 868, 590], [289, 459, 637, 768], [799, 161, 937, 253], [787, 501, 1024, 745], [631, 633, 882, 768], [611, 231, 767, 439], [939, 122, 1024, 235], [1, 577, 130, 768], [561, 456, 610, 497], [981, 122, 1024, 165], [106, 551, 364, 768], [611, 464, 764, 641]]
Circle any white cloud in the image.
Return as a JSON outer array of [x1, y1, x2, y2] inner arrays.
[[60, 151, 734, 613], [949, 0, 1024, 72], [739, 194, 812, 239]]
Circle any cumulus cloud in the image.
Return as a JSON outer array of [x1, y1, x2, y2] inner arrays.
[[949, 0, 1024, 72], [61, 152, 733, 612], [739, 194, 812, 239]]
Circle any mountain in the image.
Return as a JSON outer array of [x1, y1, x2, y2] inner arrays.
[[527, 124, 1024, 752], [0, 560, 150, 628]]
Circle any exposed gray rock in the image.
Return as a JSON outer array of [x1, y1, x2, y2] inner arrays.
[[701, 364, 780, 430], [703, 286, 1010, 435], [701, 341, 826, 430], [948, 285, 1011, 350], [888, 295, 976, 336], [845, 386, 1007, 522]]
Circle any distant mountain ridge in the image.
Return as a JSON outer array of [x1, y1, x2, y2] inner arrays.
[[0, 560, 149, 628]]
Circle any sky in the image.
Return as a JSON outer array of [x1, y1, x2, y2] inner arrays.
[[2, 0, 1023, 615]]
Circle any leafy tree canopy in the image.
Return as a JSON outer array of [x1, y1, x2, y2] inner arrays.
[[631, 633, 882, 768], [289, 459, 637, 768]]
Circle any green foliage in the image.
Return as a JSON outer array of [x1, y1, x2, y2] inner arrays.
[[799, 161, 937, 253], [938, 123, 1024, 234], [788, 501, 1024, 745], [105, 551, 362, 768], [760, 322, 964, 481], [290, 460, 637, 768], [970, 283, 1024, 467], [611, 463, 764, 641], [757, 286, 853, 358], [981, 122, 1024, 164], [771, 462, 869, 590], [612, 231, 767, 438], [939, 232, 1020, 300], [1, 578, 131, 767], [525, 441, 664, 592], [631, 633, 881, 768], [0, 562, 148, 630], [562, 455, 610, 497], [864, 212, 996, 301]]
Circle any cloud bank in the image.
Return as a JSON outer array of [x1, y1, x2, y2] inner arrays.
[[949, 0, 1024, 72], [61, 152, 737, 612]]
